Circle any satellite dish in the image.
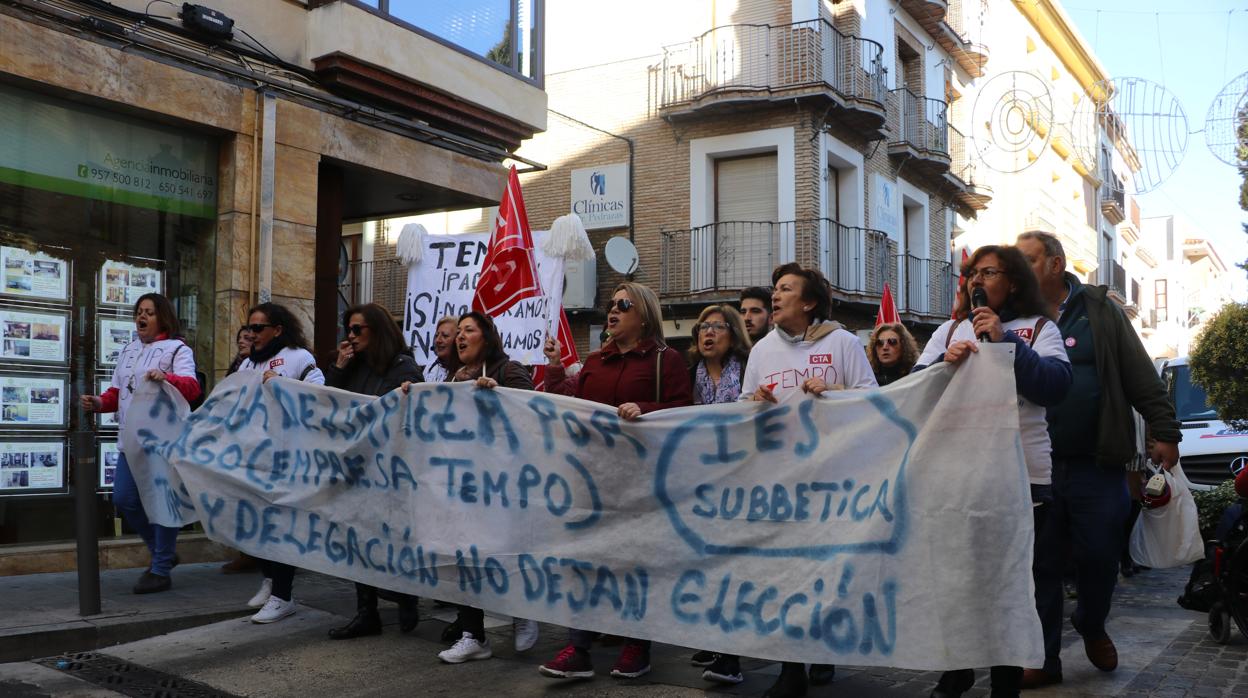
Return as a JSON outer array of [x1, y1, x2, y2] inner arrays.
[[604, 237, 639, 275]]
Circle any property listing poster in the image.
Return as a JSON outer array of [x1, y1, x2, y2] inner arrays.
[[97, 377, 118, 428], [99, 260, 161, 306], [99, 318, 137, 366], [99, 440, 119, 489], [0, 245, 69, 301], [0, 441, 63, 491], [0, 309, 68, 363], [0, 375, 66, 426]]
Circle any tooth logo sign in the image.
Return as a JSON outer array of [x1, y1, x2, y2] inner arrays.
[[589, 171, 606, 196]]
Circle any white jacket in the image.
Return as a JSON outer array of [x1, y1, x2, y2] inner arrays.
[[112, 337, 197, 429], [239, 346, 325, 385]]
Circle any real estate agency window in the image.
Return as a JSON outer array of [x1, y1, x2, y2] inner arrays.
[[0, 82, 218, 545]]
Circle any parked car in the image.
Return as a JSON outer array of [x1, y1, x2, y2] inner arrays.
[[1161, 356, 1248, 490]]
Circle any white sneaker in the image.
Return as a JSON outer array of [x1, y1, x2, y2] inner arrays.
[[438, 632, 492, 664], [247, 578, 273, 609], [513, 618, 539, 652], [250, 596, 297, 624]]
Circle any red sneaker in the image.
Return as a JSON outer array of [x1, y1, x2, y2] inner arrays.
[[539, 644, 594, 679], [610, 642, 651, 679]]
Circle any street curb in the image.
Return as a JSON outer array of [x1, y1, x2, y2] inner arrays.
[[0, 606, 253, 664]]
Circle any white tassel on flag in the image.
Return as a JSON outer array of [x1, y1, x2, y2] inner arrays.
[[396, 223, 427, 266], [541, 213, 595, 261]]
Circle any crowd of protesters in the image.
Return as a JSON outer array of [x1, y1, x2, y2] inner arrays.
[[87, 231, 1180, 698]]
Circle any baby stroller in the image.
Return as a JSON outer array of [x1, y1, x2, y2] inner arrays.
[[1207, 463, 1248, 644]]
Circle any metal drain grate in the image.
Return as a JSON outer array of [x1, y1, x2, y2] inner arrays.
[[37, 652, 243, 698]]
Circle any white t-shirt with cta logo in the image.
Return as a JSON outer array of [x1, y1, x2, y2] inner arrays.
[[740, 327, 878, 401]]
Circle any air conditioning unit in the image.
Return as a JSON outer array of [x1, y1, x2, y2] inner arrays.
[[562, 257, 597, 309]]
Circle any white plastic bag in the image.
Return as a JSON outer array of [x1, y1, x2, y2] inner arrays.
[[1129, 464, 1204, 569]]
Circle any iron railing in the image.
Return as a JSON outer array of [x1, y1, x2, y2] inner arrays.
[[339, 258, 408, 318], [1131, 278, 1140, 306], [658, 19, 886, 110], [1097, 257, 1127, 300], [659, 219, 890, 298], [896, 254, 955, 318], [891, 88, 949, 155], [948, 123, 977, 185]]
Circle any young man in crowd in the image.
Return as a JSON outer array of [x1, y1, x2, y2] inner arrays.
[[739, 286, 773, 344]]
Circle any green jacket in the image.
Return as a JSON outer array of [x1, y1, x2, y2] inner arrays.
[[1068, 273, 1181, 465]]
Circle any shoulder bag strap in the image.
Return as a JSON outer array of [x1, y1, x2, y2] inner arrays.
[[654, 346, 664, 403], [1030, 317, 1047, 348]]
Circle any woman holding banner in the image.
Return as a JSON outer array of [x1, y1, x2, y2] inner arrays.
[[741, 263, 874, 697], [424, 316, 461, 383], [914, 245, 1071, 698], [81, 293, 202, 595], [325, 303, 424, 641], [684, 304, 753, 686], [237, 302, 325, 624], [537, 282, 692, 681], [426, 311, 542, 664]]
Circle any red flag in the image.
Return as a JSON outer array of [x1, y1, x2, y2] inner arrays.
[[952, 248, 970, 319], [473, 166, 541, 316], [876, 283, 901, 326], [532, 308, 579, 391]]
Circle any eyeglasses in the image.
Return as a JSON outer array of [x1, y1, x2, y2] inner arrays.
[[874, 337, 899, 348], [245, 323, 274, 333], [346, 324, 369, 337], [696, 321, 729, 334], [605, 298, 635, 313], [967, 267, 1004, 281]]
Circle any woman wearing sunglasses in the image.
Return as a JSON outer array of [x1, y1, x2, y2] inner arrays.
[[914, 245, 1071, 698], [324, 303, 424, 641], [236, 302, 324, 624], [81, 293, 202, 595], [868, 322, 919, 386], [538, 281, 692, 682]]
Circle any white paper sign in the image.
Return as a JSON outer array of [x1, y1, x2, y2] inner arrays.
[[0, 441, 63, 491], [97, 377, 118, 428], [123, 346, 1042, 670], [0, 375, 65, 426], [0, 309, 68, 363], [99, 260, 162, 306], [402, 231, 565, 367], [1, 246, 69, 301]]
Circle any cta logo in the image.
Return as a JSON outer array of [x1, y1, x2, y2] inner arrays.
[[809, 354, 833, 365]]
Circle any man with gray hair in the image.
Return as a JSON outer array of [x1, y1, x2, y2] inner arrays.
[[1015, 231, 1181, 688]]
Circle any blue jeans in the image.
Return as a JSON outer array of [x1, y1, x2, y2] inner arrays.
[[1033, 459, 1129, 674], [113, 452, 180, 576]]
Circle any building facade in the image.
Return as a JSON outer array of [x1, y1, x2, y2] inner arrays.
[[1136, 215, 1234, 359], [0, 0, 546, 567]]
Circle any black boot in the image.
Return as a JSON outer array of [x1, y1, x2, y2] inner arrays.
[[398, 595, 419, 633], [809, 663, 836, 685], [930, 669, 975, 698], [328, 585, 382, 640], [764, 662, 808, 698], [133, 571, 171, 594]]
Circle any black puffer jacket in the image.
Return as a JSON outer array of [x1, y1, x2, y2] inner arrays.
[[324, 352, 424, 397]]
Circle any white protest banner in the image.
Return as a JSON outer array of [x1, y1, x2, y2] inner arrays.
[[120, 377, 196, 527], [124, 346, 1042, 669], [402, 231, 563, 367]]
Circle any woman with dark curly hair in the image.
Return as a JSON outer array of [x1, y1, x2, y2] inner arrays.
[[868, 322, 919, 386]]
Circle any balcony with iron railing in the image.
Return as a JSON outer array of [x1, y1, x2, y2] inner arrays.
[[888, 88, 951, 180], [896, 254, 956, 320], [941, 0, 990, 77], [658, 219, 891, 301], [339, 258, 409, 320], [1097, 258, 1128, 306], [947, 124, 992, 210], [1100, 181, 1126, 225], [657, 20, 887, 139]]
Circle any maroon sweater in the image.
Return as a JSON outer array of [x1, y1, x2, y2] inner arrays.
[[544, 337, 692, 413]]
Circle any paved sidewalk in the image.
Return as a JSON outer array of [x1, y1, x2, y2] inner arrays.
[[0, 563, 1244, 697]]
